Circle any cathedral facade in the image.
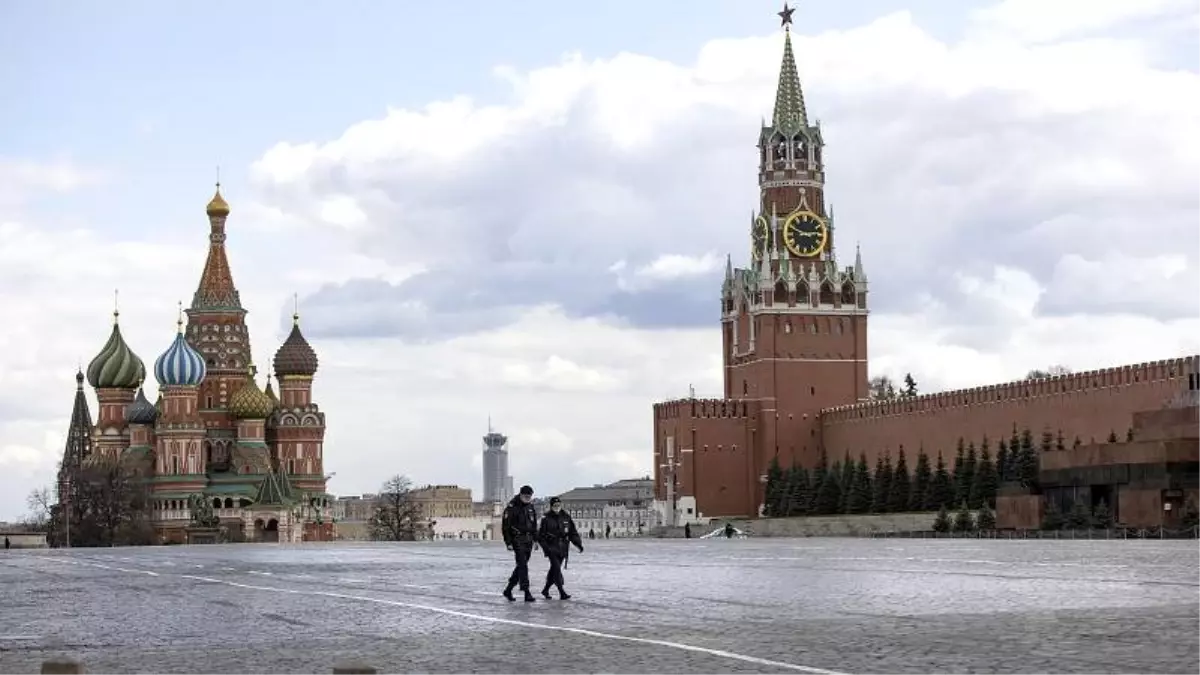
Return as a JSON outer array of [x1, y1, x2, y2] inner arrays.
[[57, 187, 331, 544], [651, 10, 1195, 524]]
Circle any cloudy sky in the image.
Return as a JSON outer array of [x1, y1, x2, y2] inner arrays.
[[1, 0, 1198, 521]]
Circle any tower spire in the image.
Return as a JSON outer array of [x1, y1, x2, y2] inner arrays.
[[193, 182, 242, 311], [772, 3, 809, 135]]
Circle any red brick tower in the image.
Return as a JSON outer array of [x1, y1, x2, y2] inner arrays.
[[270, 311, 327, 497], [721, 3, 868, 479], [185, 184, 254, 467]]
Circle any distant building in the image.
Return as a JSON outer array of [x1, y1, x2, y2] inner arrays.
[[409, 485, 473, 520], [482, 420, 513, 504], [556, 478, 658, 537]]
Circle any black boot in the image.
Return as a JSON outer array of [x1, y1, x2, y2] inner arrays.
[[523, 589, 536, 602], [503, 583, 516, 602], [541, 585, 552, 599], [557, 585, 571, 600]]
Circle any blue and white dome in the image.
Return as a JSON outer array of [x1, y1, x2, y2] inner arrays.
[[154, 329, 207, 387]]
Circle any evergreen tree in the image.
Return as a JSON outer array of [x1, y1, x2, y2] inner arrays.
[[1064, 497, 1091, 530], [809, 449, 829, 513], [847, 454, 872, 513], [1008, 425, 1022, 479], [872, 453, 894, 513], [1055, 429, 1066, 451], [952, 437, 967, 504], [1107, 430, 1118, 443], [932, 505, 951, 533], [911, 447, 932, 511], [976, 506, 997, 530], [1041, 501, 1064, 530], [1018, 428, 1039, 489], [929, 452, 955, 510], [839, 454, 856, 514], [953, 502, 975, 532], [902, 373, 919, 397], [963, 442, 979, 508], [889, 448, 911, 513], [765, 457, 785, 516], [995, 438, 1009, 483], [814, 462, 842, 515], [970, 446, 999, 509], [788, 466, 812, 516], [1092, 499, 1113, 529], [1126, 427, 1134, 442]]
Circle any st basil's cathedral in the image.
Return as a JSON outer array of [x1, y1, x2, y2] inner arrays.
[[57, 186, 332, 544]]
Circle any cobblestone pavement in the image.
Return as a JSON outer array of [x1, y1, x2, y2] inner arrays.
[[0, 539, 1196, 674]]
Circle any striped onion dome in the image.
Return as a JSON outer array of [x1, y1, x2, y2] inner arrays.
[[229, 366, 275, 419], [86, 311, 146, 389], [154, 324, 207, 387], [125, 386, 158, 425]]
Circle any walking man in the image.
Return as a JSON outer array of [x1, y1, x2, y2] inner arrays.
[[538, 496, 583, 599], [501, 485, 539, 602]]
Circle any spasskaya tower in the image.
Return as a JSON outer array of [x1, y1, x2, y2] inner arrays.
[[653, 3, 869, 522]]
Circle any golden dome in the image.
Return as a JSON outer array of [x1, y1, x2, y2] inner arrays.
[[229, 366, 274, 419], [206, 184, 230, 218]]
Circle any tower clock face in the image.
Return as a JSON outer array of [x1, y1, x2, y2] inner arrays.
[[782, 210, 828, 258], [751, 216, 769, 260]]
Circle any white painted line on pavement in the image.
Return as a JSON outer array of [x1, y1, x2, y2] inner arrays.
[[36, 557, 844, 674]]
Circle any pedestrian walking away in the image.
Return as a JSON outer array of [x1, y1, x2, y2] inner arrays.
[[538, 496, 584, 599], [501, 485, 539, 602]]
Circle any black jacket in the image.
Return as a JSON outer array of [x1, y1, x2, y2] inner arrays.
[[538, 509, 583, 557], [502, 496, 538, 547]]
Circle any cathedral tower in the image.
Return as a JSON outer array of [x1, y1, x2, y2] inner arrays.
[[186, 185, 253, 429], [270, 311, 326, 495], [721, 3, 869, 472], [85, 306, 146, 463], [152, 314, 208, 480]]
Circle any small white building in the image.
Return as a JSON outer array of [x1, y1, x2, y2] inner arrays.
[[429, 516, 495, 540]]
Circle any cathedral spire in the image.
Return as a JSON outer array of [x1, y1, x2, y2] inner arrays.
[[772, 3, 809, 135], [192, 182, 243, 312], [58, 370, 95, 491]]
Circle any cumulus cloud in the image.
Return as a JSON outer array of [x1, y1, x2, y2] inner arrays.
[[2, 1, 1199, 519]]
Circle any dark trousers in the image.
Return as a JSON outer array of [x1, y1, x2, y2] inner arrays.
[[506, 541, 533, 591], [544, 552, 565, 591]]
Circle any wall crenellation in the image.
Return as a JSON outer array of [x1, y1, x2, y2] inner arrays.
[[821, 357, 1196, 423], [654, 397, 757, 420]]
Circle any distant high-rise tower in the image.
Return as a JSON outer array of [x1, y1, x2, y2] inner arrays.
[[482, 418, 512, 504]]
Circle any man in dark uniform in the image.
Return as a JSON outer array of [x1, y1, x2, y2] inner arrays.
[[501, 485, 539, 602], [538, 496, 583, 599]]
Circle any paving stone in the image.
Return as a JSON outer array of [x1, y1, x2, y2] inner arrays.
[[0, 538, 1195, 674]]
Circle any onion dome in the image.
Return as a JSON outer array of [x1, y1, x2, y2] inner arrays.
[[154, 318, 207, 387], [87, 310, 147, 389], [273, 313, 318, 378], [126, 386, 158, 425], [229, 365, 275, 419], [206, 183, 230, 218]]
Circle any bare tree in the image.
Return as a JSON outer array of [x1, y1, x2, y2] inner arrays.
[[22, 487, 54, 532], [869, 375, 898, 400], [368, 475, 425, 542], [53, 463, 154, 547], [1025, 365, 1072, 380]]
